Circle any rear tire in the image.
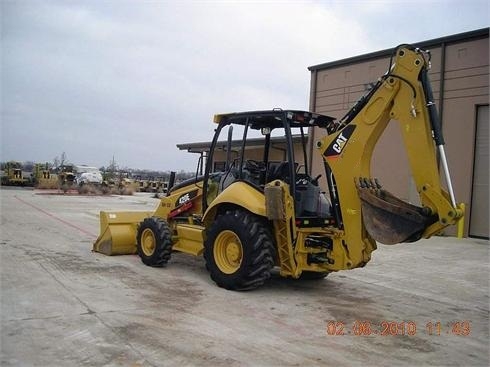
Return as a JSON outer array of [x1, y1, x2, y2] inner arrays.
[[137, 217, 172, 267], [204, 209, 274, 290]]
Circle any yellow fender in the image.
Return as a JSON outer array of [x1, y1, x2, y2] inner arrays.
[[203, 182, 266, 225]]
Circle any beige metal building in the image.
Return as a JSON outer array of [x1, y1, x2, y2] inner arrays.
[[177, 135, 307, 173], [308, 28, 489, 238]]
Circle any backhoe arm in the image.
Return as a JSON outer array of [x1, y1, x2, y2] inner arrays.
[[316, 46, 464, 269]]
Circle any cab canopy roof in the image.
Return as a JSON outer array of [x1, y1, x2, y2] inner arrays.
[[213, 109, 335, 130]]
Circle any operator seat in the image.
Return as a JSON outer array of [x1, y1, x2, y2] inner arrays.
[[267, 162, 291, 183]]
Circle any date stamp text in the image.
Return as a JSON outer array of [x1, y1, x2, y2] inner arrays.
[[326, 320, 471, 337]]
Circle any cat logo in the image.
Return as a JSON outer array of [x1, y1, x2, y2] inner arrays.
[[323, 125, 356, 158], [332, 131, 349, 153]]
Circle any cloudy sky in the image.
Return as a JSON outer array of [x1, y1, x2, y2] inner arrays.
[[2, 0, 488, 171]]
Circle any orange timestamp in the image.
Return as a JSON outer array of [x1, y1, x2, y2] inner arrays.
[[326, 320, 471, 337]]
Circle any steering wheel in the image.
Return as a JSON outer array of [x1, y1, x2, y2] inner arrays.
[[296, 174, 322, 186]]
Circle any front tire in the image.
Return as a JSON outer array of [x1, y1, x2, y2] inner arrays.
[[137, 217, 172, 266], [204, 209, 274, 290]]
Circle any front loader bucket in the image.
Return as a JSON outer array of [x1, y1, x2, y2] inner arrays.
[[357, 180, 437, 245], [93, 211, 153, 255]]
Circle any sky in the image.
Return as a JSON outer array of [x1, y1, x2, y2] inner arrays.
[[1, 0, 488, 172]]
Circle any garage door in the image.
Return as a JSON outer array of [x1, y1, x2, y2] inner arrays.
[[469, 105, 489, 239]]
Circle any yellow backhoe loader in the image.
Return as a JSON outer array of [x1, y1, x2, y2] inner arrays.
[[94, 45, 464, 290]]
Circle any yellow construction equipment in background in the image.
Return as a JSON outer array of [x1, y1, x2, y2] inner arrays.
[[1, 161, 29, 186], [94, 45, 464, 290], [57, 165, 76, 192], [33, 163, 58, 189]]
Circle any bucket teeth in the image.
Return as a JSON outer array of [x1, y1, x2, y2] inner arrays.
[[363, 177, 371, 189], [356, 177, 381, 190], [357, 177, 368, 189]]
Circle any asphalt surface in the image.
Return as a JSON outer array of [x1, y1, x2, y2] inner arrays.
[[1, 187, 489, 366]]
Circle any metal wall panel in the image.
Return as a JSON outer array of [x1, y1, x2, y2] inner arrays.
[[469, 105, 489, 238], [309, 32, 489, 237]]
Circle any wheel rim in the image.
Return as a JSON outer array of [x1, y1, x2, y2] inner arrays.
[[214, 230, 243, 274], [141, 228, 156, 256]]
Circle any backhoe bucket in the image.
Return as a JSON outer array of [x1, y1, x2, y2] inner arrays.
[[357, 180, 437, 245], [93, 211, 153, 255]]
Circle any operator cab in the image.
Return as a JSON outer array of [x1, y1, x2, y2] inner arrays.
[[203, 109, 337, 225]]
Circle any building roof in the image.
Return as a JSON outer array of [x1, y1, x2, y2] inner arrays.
[[308, 27, 489, 71], [177, 134, 306, 154]]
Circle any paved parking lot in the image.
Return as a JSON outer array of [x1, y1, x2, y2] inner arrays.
[[1, 187, 489, 366]]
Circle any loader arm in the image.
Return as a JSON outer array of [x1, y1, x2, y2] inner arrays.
[[316, 45, 464, 257]]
